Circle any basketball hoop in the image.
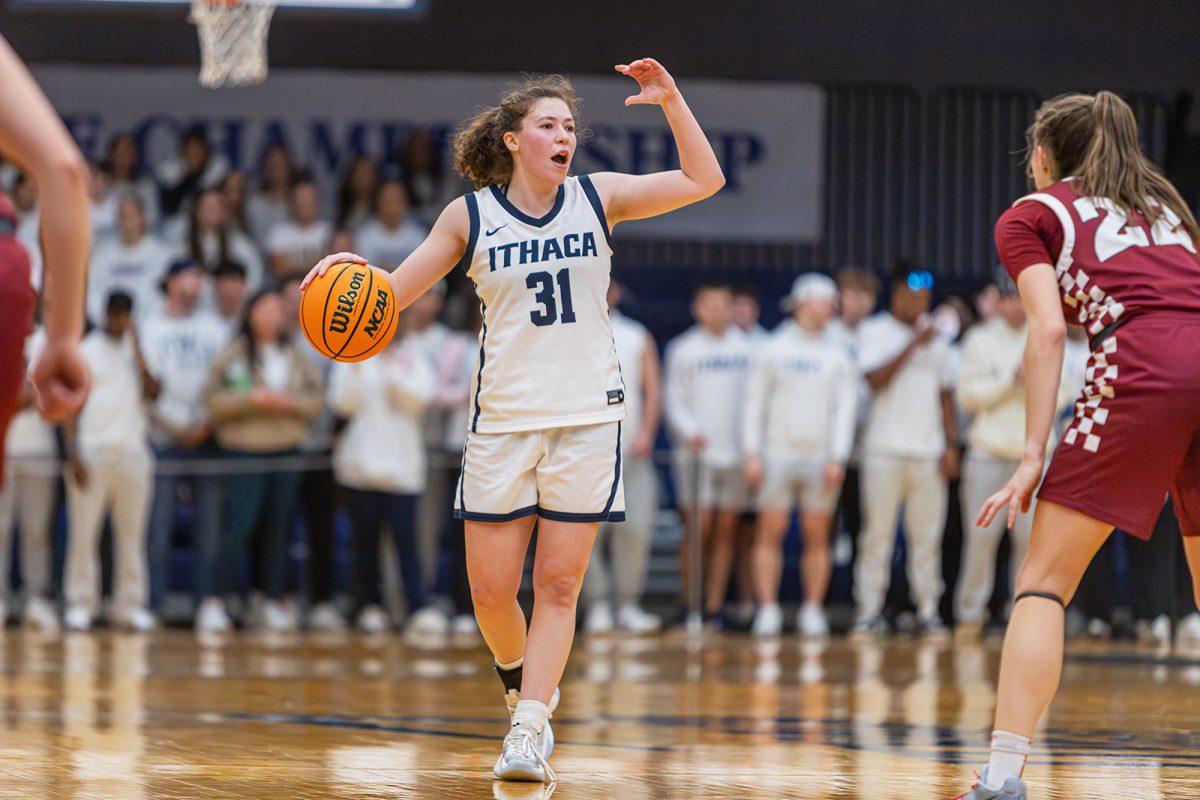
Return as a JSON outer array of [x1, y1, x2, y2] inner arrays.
[[190, 0, 276, 88]]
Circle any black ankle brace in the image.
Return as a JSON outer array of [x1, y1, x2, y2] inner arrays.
[[495, 662, 523, 695]]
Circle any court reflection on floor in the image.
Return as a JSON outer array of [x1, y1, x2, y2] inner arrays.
[[0, 629, 1197, 799]]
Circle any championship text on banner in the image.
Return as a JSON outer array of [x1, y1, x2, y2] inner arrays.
[[33, 66, 824, 243]]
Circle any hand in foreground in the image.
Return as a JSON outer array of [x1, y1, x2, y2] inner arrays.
[[28, 337, 90, 422], [300, 252, 369, 292], [615, 58, 679, 106], [977, 456, 1043, 530]]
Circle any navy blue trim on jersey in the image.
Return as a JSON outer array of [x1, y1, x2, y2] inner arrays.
[[537, 508, 626, 523], [455, 505, 540, 523], [457, 432, 469, 513], [602, 421, 623, 516], [489, 183, 565, 228], [470, 302, 488, 433], [456, 192, 480, 274], [578, 175, 613, 251]]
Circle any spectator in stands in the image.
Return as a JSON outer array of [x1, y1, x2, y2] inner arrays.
[[87, 160, 119, 245], [743, 274, 856, 637], [826, 266, 879, 601], [183, 188, 265, 291], [974, 278, 1001, 324], [267, 175, 333, 280], [220, 170, 252, 236], [279, 274, 342, 631], [336, 155, 380, 233], [0, 326, 58, 632], [428, 302, 481, 637], [329, 313, 448, 636], [212, 261, 249, 334], [584, 281, 663, 634], [955, 270, 1079, 638], [13, 173, 41, 288], [732, 284, 769, 342], [140, 258, 231, 622], [853, 261, 957, 638], [247, 143, 295, 244], [355, 179, 427, 269], [664, 282, 752, 625], [63, 291, 158, 632], [201, 286, 323, 632], [88, 193, 172, 325], [399, 128, 458, 227], [157, 125, 229, 220], [103, 133, 160, 230]]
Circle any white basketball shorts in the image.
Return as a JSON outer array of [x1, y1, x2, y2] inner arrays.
[[453, 421, 625, 523]]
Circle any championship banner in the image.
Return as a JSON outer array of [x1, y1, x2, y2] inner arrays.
[[33, 66, 824, 242]]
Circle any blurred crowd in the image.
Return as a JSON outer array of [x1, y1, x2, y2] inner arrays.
[[0, 126, 1195, 648]]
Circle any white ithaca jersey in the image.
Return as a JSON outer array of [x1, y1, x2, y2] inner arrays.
[[460, 176, 625, 434]]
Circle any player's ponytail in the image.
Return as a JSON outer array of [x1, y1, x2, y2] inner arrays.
[[453, 74, 581, 189], [1029, 91, 1200, 250]]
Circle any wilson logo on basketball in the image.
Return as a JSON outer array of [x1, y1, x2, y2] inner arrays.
[[299, 262, 398, 363]]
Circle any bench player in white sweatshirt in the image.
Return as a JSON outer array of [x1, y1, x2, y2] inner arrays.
[[743, 274, 856, 637], [664, 282, 752, 623]]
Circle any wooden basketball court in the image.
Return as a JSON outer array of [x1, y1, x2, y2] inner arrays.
[[0, 629, 1197, 798]]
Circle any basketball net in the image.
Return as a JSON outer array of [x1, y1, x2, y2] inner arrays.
[[190, 0, 276, 88]]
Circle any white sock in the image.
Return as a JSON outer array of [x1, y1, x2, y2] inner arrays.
[[496, 657, 523, 671], [512, 699, 552, 734], [985, 730, 1031, 786]]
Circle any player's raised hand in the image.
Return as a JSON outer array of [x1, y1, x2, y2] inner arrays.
[[28, 337, 90, 423], [300, 252, 368, 291], [615, 58, 679, 106], [976, 456, 1043, 530]]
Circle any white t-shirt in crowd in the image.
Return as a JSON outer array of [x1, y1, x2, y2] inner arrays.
[[266, 219, 332, 277], [183, 228, 267, 291], [663, 324, 752, 469], [140, 308, 231, 442], [247, 193, 290, 244], [355, 218, 427, 269], [77, 330, 149, 452], [857, 312, 953, 459], [609, 309, 650, 438], [16, 210, 41, 290], [88, 235, 174, 324], [5, 330, 55, 459], [742, 322, 858, 464], [258, 343, 291, 392]]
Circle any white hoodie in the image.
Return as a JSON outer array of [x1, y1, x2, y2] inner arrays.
[[329, 338, 435, 493], [663, 325, 751, 469], [742, 322, 857, 464]]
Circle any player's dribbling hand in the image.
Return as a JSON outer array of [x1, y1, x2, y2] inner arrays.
[[976, 455, 1043, 530], [300, 252, 368, 292], [28, 337, 91, 423], [615, 58, 680, 106]]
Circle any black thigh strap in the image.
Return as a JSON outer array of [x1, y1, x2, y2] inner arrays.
[[1014, 591, 1065, 608]]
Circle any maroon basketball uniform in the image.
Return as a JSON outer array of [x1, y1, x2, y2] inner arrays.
[[996, 178, 1200, 538], [0, 190, 35, 488]]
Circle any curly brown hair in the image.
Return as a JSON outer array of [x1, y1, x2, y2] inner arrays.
[[453, 75, 581, 189]]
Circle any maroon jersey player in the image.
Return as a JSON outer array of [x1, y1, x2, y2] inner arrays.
[[0, 36, 91, 487], [955, 92, 1200, 800]]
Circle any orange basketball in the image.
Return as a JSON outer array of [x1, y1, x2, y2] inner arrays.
[[299, 263, 398, 362]]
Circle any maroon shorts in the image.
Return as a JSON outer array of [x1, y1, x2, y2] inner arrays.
[[1039, 313, 1200, 539], [0, 242, 35, 488]]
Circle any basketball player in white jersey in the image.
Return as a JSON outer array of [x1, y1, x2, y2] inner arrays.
[[302, 58, 724, 783]]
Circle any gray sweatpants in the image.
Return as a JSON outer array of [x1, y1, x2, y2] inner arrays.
[[0, 458, 57, 603], [955, 452, 1032, 624], [584, 455, 659, 608], [855, 454, 947, 620]]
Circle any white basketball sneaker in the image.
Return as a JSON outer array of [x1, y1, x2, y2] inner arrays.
[[493, 724, 556, 783], [751, 603, 783, 637]]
